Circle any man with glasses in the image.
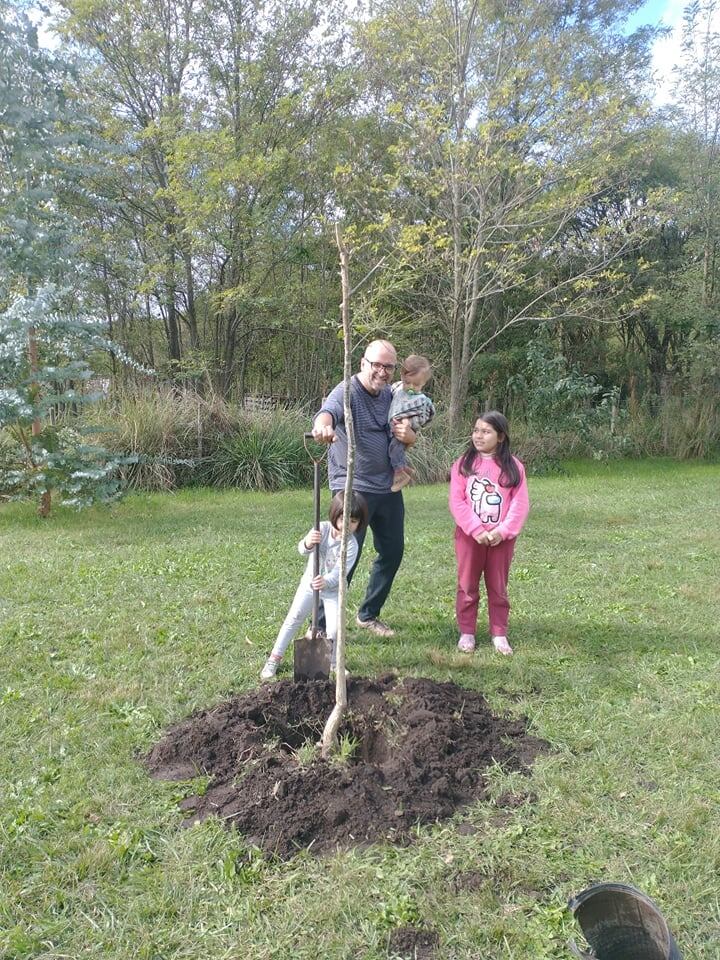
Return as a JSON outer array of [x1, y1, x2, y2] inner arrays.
[[311, 339, 415, 637]]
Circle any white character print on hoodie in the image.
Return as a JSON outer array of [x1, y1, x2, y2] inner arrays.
[[469, 477, 503, 523]]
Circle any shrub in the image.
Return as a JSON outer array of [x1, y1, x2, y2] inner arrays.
[[204, 410, 313, 491], [82, 387, 243, 490], [623, 395, 720, 460], [406, 415, 465, 484], [0, 430, 22, 500]]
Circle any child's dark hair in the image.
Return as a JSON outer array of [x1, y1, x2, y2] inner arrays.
[[459, 410, 520, 487], [328, 490, 369, 531]]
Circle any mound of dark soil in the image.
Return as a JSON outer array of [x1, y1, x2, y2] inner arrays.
[[146, 674, 546, 859]]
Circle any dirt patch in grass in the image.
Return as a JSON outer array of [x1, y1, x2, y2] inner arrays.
[[146, 674, 547, 859], [388, 924, 440, 958]]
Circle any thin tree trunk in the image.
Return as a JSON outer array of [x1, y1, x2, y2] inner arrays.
[[28, 326, 51, 517], [101, 258, 118, 379], [164, 234, 182, 367], [182, 248, 199, 350], [448, 148, 464, 434], [322, 224, 354, 758]]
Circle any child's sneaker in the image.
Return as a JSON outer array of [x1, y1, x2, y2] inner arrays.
[[391, 467, 413, 492], [457, 633, 476, 653], [492, 636, 513, 656], [260, 655, 282, 680]]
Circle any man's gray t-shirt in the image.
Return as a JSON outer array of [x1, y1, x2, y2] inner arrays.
[[319, 376, 394, 494]]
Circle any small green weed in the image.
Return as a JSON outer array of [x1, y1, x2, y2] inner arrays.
[[375, 891, 422, 929], [295, 738, 319, 767], [329, 732, 360, 766]]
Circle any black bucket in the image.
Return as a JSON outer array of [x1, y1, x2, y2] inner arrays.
[[568, 883, 681, 959]]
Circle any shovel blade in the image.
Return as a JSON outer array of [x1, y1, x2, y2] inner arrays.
[[294, 634, 333, 681]]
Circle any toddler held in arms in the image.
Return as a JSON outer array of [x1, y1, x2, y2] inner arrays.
[[388, 354, 435, 492]]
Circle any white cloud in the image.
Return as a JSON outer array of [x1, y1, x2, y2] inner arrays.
[[650, 0, 720, 105], [649, 1, 685, 105], [27, 5, 61, 50]]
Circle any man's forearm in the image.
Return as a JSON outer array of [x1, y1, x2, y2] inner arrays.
[[313, 412, 333, 431]]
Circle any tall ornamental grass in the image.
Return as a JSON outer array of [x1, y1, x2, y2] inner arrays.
[[80, 388, 226, 490], [201, 411, 313, 491], [82, 388, 315, 490], [74, 386, 719, 494]]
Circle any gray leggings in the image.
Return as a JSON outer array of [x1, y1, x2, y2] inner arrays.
[[271, 580, 339, 664]]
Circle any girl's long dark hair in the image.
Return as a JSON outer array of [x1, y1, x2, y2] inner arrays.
[[459, 411, 520, 487]]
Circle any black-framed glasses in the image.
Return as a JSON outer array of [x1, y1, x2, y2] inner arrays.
[[363, 358, 396, 374]]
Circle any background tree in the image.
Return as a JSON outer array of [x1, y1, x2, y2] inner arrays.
[[5, 0, 713, 462], [0, 4, 139, 513], [343, 0, 658, 429], [674, 0, 720, 310], [57, 0, 352, 396], [57, 0, 200, 374]]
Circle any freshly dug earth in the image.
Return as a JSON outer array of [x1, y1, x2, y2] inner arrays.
[[146, 674, 546, 859], [388, 925, 440, 959]]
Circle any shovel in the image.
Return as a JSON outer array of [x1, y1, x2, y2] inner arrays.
[[293, 433, 333, 681]]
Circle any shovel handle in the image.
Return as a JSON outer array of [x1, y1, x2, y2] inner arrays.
[[303, 432, 323, 632], [303, 431, 331, 456]]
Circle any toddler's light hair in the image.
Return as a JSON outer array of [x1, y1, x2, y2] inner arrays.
[[401, 354, 431, 378]]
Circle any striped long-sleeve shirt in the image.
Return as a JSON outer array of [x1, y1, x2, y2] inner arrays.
[[318, 376, 394, 494]]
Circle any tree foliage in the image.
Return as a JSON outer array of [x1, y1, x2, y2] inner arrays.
[[1, 0, 716, 447], [0, 286, 131, 508], [341, 0, 660, 428], [0, 5, 137, 511]]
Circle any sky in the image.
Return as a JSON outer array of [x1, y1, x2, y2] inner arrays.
[[625, 0, 689, 104]]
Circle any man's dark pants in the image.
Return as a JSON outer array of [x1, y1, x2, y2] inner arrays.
[[317, 489, 404, 631]]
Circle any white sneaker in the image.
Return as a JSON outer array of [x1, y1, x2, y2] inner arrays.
[[492, 636, 513, 656], [457, 633, 476, 653], [260, 656, 281, 680]]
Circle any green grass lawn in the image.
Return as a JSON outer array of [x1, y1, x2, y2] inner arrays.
[[1, 460, 719, 959]]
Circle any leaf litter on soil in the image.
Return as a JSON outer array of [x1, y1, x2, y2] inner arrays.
[[145, 674, 547, 859]]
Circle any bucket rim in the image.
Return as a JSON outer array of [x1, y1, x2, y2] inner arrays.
[[568, 881, 665, 914]]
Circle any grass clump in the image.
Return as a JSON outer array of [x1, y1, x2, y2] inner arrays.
[[82, 387, 236, 490], [328, 732, 361, 767], [71, 386, 720, 498], [203, 410, 312, 491], [294, 739, 320, 767], [83, 388, 315, 491]]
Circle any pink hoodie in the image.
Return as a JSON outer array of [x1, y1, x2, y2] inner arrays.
[[449, 454, 529, 541]]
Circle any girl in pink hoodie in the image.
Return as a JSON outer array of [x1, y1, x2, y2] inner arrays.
[[449, 411, 529, 656]]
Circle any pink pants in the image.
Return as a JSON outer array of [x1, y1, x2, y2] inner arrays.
[[454, 527, 515, 637]]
